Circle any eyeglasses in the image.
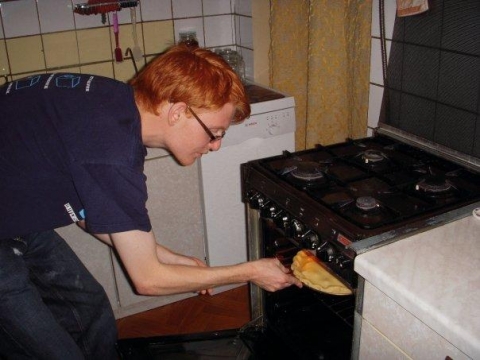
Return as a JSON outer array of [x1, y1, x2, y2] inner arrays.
[[187, 106, 226, 143]]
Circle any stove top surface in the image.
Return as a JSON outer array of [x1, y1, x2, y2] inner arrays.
[[243, 135, 480, 245]]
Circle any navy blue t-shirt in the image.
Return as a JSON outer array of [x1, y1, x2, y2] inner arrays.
[[0, 73, 151, 238]]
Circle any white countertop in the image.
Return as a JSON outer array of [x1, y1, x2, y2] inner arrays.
[[355, 213, 480, 359]]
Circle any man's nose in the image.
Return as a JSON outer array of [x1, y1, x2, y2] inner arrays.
[[209, 140, 222, 151]]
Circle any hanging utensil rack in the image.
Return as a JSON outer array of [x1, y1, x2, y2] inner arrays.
[[74, 0, 139, 16]]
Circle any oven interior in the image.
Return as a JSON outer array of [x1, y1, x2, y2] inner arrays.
[[240, 216, 355, 360]]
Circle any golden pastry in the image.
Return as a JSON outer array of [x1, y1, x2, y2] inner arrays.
[[291, 250, 352, 295]]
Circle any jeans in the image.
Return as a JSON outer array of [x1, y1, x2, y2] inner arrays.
[[0, 231, 118, 359]]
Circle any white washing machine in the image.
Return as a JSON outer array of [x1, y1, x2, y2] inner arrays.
[[199, 83, 296, 293]]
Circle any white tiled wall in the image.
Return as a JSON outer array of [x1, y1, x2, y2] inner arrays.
[[0, 0, 253, 83], [368, 0, 397, 136]]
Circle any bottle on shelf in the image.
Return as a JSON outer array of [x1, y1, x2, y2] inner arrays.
[[178, 31, 199, 49]]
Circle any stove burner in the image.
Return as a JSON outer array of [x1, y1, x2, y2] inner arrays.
[[356, 196, 378, 211], [291, 162, 326, 181], [361, 150, 387, 163], [333, 195, 399, 229], [415, 176, 454, 193]]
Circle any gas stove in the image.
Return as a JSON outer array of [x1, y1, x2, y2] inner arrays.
[[241, 134, 480, 289]]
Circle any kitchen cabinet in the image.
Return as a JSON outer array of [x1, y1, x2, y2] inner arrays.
[[357, 281, 469, 360], [112, 153, 206, 318], [354, 215, 480, 359], [57, 152, 206, 318], [57, 224, 119, 312]]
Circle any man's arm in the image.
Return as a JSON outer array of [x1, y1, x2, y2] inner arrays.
[[77, 220, 112, 245], [110, 229, 302, 296], [77, 221, 301, 295]]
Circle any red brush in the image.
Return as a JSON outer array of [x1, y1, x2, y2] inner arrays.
[[113, 11, 123, 62]]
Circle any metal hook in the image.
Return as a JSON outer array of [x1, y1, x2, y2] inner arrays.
[[124, 47, 138, 75], [1, 74, 9, 85]]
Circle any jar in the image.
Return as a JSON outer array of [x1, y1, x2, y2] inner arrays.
[[215, 48, 245, 82], [179, 31, 199, 49]]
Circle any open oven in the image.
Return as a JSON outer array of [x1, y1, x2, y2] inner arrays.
[[241, 133, 480, 359]]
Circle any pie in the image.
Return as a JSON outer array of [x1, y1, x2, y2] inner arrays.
[[291, 250, 352, 295]]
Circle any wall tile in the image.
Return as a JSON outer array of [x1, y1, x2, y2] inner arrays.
[[74, 12, 106, 30], [172, 0, 202, 18], [368, 84, 383, 129], [235, 0, 251, 16], [234, 14, 240, 44], [38, 0, 75, 33], [140, 0, 172, 22], [12, 70, 46, 81], [371, 0, 397, 39], [43, 32, 79, 69], [204, 15, 234, 48], [238, 15, 252, 48], [80, 62, 114, 78], [143, 20, 174, 55], [113, 58, 137, 82], [0, 40, 8, 76], [0, 8, 4, 39], [370, 38, 383, 86], [369, 1, 396, 136], [7, 36, 45, 74], [1, 0, 40, 37], [204, 0, 233, 15], [51, 66, 81, 74], [115, 7, 138, 25], [77, 27, 112, 63]]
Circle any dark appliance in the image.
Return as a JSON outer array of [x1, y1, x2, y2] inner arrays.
[[241, 134, 480, 360]]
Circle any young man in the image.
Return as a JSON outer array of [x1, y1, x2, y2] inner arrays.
[[0, 45, 302, 359]]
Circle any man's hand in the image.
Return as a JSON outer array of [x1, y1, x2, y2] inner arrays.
[[248, 258, 303, 292]]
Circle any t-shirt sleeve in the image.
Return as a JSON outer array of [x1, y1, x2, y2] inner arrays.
[[70, 161, 151, 234]]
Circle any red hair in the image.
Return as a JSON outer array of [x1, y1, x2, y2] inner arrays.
[[130, 44, 250, 123]]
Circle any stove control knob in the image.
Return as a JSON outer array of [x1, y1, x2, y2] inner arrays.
[[247, 192, 266, 209], [257, 197, 270, 209], [302, 230, 320, 249], [335, 255, 352, 269], [317, 241, 335, 262], [276, 213, 290, 230], [267, 205, 283, 219], [291, 219, 305, 235]]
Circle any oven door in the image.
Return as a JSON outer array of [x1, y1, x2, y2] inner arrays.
[[116, 307, 353, 360], [116, 328, 251, 360], [115, 323, 318, 359], [246, 205, 355, 360]]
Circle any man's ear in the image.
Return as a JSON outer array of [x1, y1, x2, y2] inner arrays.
[[167, 102, 188, 126]]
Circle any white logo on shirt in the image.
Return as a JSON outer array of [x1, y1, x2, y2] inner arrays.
[[64, 203, 79, 222]]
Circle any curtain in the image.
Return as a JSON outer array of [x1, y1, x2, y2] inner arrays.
[[269, 0, 372, 150]]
